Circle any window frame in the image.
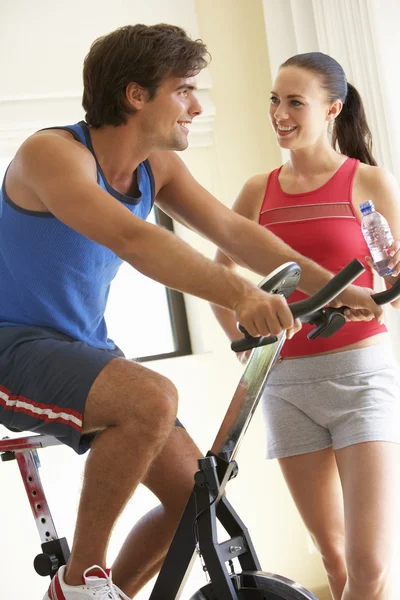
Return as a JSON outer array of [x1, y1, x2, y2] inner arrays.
[[134, 207, 192, 363]]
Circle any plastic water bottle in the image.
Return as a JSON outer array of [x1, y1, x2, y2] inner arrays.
[[360, 200, 394, 276]]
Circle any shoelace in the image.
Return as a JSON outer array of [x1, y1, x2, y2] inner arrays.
[[83, 566, 131, 600]]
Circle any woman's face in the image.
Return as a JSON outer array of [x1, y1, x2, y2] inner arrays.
[[269, 66, 341, 151]]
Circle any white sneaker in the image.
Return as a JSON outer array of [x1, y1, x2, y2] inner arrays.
[[43, 565, 131, 599]]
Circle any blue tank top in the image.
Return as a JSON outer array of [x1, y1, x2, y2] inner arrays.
[[0, 121, 155, 349]]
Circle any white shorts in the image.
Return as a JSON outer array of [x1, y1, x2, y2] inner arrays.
[[262, 343, 400, 459]]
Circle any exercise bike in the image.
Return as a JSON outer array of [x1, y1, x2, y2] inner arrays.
[[2, 259, 399, 599], [148, 258, 400, 600]]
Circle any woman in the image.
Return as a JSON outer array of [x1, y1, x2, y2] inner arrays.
[[212, 52, 400, 600]]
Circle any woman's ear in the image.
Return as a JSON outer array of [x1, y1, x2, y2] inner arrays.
[[327, 99, 343, 121]]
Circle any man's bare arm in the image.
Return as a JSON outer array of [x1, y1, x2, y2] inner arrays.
[[154, 151, 336, 295], [14, 134, 296, 338], [154, 152, 382, 320]]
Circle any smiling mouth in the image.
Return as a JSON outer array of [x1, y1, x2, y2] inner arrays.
[[276, 125, 298, 135], [178, 121, 191, 131]]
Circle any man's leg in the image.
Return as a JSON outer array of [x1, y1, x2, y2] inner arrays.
[[111, 426, 202, 597], [64, 357, 178, 586]]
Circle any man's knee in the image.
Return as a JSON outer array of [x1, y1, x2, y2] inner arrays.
[[83, 358, 178, 434], [135, 374, 178, 433]]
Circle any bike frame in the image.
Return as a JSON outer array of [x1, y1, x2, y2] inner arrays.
[[149, 333, 286, 599]]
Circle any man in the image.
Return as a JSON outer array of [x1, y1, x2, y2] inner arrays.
[[0, 24, 381, 599]]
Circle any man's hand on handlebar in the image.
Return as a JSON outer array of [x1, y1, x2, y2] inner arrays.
[[330, 284, 384, 324], [233, 289, 302, 340], [236, 315, 300, 365]]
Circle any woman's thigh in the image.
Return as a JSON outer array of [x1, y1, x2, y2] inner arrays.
[[278, 447, 345, 553], [335, 441, 400, 571]]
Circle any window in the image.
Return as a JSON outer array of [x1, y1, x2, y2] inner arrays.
[[104, 208, 192, 361], [0, 160, 192, 362]]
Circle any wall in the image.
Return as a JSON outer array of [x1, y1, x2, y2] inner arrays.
[[194, 0, 329, 594], [0, 0, 213, 159], [0, 1, 329, 598]]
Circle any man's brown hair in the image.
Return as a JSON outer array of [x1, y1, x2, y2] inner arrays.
[[82, 24, 210, 127]]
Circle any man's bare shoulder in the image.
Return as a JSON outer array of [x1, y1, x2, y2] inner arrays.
[[10, 129, 97, 184], [6, 129, 97, 212], [34, 128, 82, 142], [18, 128, 95, 166]]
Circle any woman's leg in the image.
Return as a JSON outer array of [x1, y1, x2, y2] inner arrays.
[[278, 447, 346, 600], [335, 441, 400, 600]]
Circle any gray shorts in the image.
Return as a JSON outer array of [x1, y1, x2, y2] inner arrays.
[[0, 326, 183, 454], [262, 343, 400, 459]]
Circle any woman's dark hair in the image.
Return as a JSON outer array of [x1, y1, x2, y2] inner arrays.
[[83, 24, 210, 127], [280, 52, 377, 165]]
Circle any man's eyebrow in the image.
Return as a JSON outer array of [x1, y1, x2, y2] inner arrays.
[[175, 83, 197, 91]]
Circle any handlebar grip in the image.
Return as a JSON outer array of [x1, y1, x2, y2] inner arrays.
[[231, 337, 260, 353], [289, 259, 365, 319], [371, 278, 400, 305]]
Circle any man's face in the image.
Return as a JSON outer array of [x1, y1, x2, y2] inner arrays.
[[139, 76, 203, 151]]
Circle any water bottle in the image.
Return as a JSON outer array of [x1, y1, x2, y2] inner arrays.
[[360, 200, 394, 276]]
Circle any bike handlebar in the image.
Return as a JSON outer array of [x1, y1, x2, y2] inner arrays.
[[288, 259, 364, 320], [231, 259, 400, 353], [371, 280, 400, 305]]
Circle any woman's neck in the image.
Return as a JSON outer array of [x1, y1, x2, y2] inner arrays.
[[285, 143, 345, 179]]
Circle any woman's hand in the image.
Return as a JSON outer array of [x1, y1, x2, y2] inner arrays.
[[330, 284, 384, 323], [387, 240, 400, 276], [365, 240, 400, 284]]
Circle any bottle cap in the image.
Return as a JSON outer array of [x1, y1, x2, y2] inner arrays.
[[360, 200, 375, 213]]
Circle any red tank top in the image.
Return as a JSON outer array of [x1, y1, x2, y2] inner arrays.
[[259, 157, 387, 358]]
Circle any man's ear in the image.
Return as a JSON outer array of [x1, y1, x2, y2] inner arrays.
[[125, 82, 149, 111], [327, 99, 343, 122]]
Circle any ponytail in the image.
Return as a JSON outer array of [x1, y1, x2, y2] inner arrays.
[[332, 83, 377, 166]]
